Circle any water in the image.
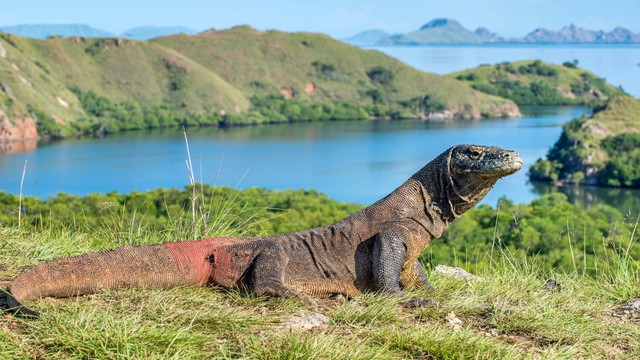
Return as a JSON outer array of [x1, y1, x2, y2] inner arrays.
[[369, 44, 640, 97], [0, 107, 586, 207], [2, 45, 640, 212]]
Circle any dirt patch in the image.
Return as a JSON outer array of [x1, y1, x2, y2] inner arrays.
[[304, 81, 316, 94], [475, 323, 560, 352], [603, 300, 640, 325], [18, 75, 31, 87], [56, 96, 69, 108], [51, 114, 66, 125], [279, 87, 295, 99], [0, 43, 6, 58]]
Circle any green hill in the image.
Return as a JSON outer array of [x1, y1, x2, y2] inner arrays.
[[529, 96, 640, 186], [0, 27, 519, 142], [450, 60, 624, 106], [153, 26, 518, 117], [1, 34, 249, 115]]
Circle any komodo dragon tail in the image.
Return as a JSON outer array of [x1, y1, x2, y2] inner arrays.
[[2, 239, 230, 316]]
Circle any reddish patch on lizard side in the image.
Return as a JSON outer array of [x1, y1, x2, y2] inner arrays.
[[164, 238, 255, 288]]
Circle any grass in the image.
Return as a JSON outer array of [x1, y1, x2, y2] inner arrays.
[[1, 214, 639, 359], [154, 27, 517, 117], [1, 147, 638, 358]]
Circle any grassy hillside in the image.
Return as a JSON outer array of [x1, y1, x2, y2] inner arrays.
[[0, 33, 249, 117], [451, 60, 624, 106], [1, 187, 638, 358], [0, 33, 84, 123], [1, 27, 520, 141], [530, 96, 640, 186], [154, 26, 518, 118]]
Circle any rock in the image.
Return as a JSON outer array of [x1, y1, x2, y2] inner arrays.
[[0, 111, 39, 143], [433, 265, 483, 282], [545, 279, 561, 292], [56, 96, 69, 108], [445, 311, 463, 331], [424, 110, 453, 121], [0, 84, 12, 97], [282, 312, 329, 331], [0, 43, 6, 58], [623, 298, 640, 311]]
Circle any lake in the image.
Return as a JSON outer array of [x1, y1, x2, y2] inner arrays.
[[0, 107, 614, 205], [1, 44, 640, 213]]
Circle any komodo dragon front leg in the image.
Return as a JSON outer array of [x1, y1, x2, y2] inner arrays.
[[372, 224, 433, 307]]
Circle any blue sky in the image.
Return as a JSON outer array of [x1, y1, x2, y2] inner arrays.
[[1, 0, 638, 38]]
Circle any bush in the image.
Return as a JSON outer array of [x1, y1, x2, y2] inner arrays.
[[366, 66, 394, 86]]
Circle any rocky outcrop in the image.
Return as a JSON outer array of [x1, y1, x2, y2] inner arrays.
[[423, 102, 521, 121], [0, 110, 39, 143], [0, 42, 6, 58]]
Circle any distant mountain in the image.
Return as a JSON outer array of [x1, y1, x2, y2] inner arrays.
[[121, 26, 197, 40], [0, 24, 198, 40], [343, 29, 391, 46], [0, 24, 113, 39], [348, 19, 640, 45], [523, 24, 640, 43], [474, 27, 505, 43], [378, 19, 484, 45]]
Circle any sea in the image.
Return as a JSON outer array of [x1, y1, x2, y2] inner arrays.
[[1, 44, 640, 212]]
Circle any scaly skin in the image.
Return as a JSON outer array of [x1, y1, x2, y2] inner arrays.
[[1, 144, 522, 316]]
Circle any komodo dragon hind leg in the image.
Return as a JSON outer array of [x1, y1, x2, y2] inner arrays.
[[373, 228, 435, 308], [249, 241, 317, 307]]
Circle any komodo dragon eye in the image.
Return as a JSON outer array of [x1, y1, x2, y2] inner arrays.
[[468, 149, 483, 159]]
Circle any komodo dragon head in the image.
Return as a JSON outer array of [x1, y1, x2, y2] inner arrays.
[[413, 144, 522, 221]]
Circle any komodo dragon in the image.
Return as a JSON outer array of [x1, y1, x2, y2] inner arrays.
[[1, 144, 522, 316]]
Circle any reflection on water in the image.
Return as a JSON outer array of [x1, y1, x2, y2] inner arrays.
[[532, 181, 640, 215], [0, 139, 38, 154]]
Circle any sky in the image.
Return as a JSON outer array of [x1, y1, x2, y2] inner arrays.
[[0, 0, 638, 38]]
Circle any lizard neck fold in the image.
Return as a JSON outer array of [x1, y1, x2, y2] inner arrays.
[[409, 147, 497, 235]]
